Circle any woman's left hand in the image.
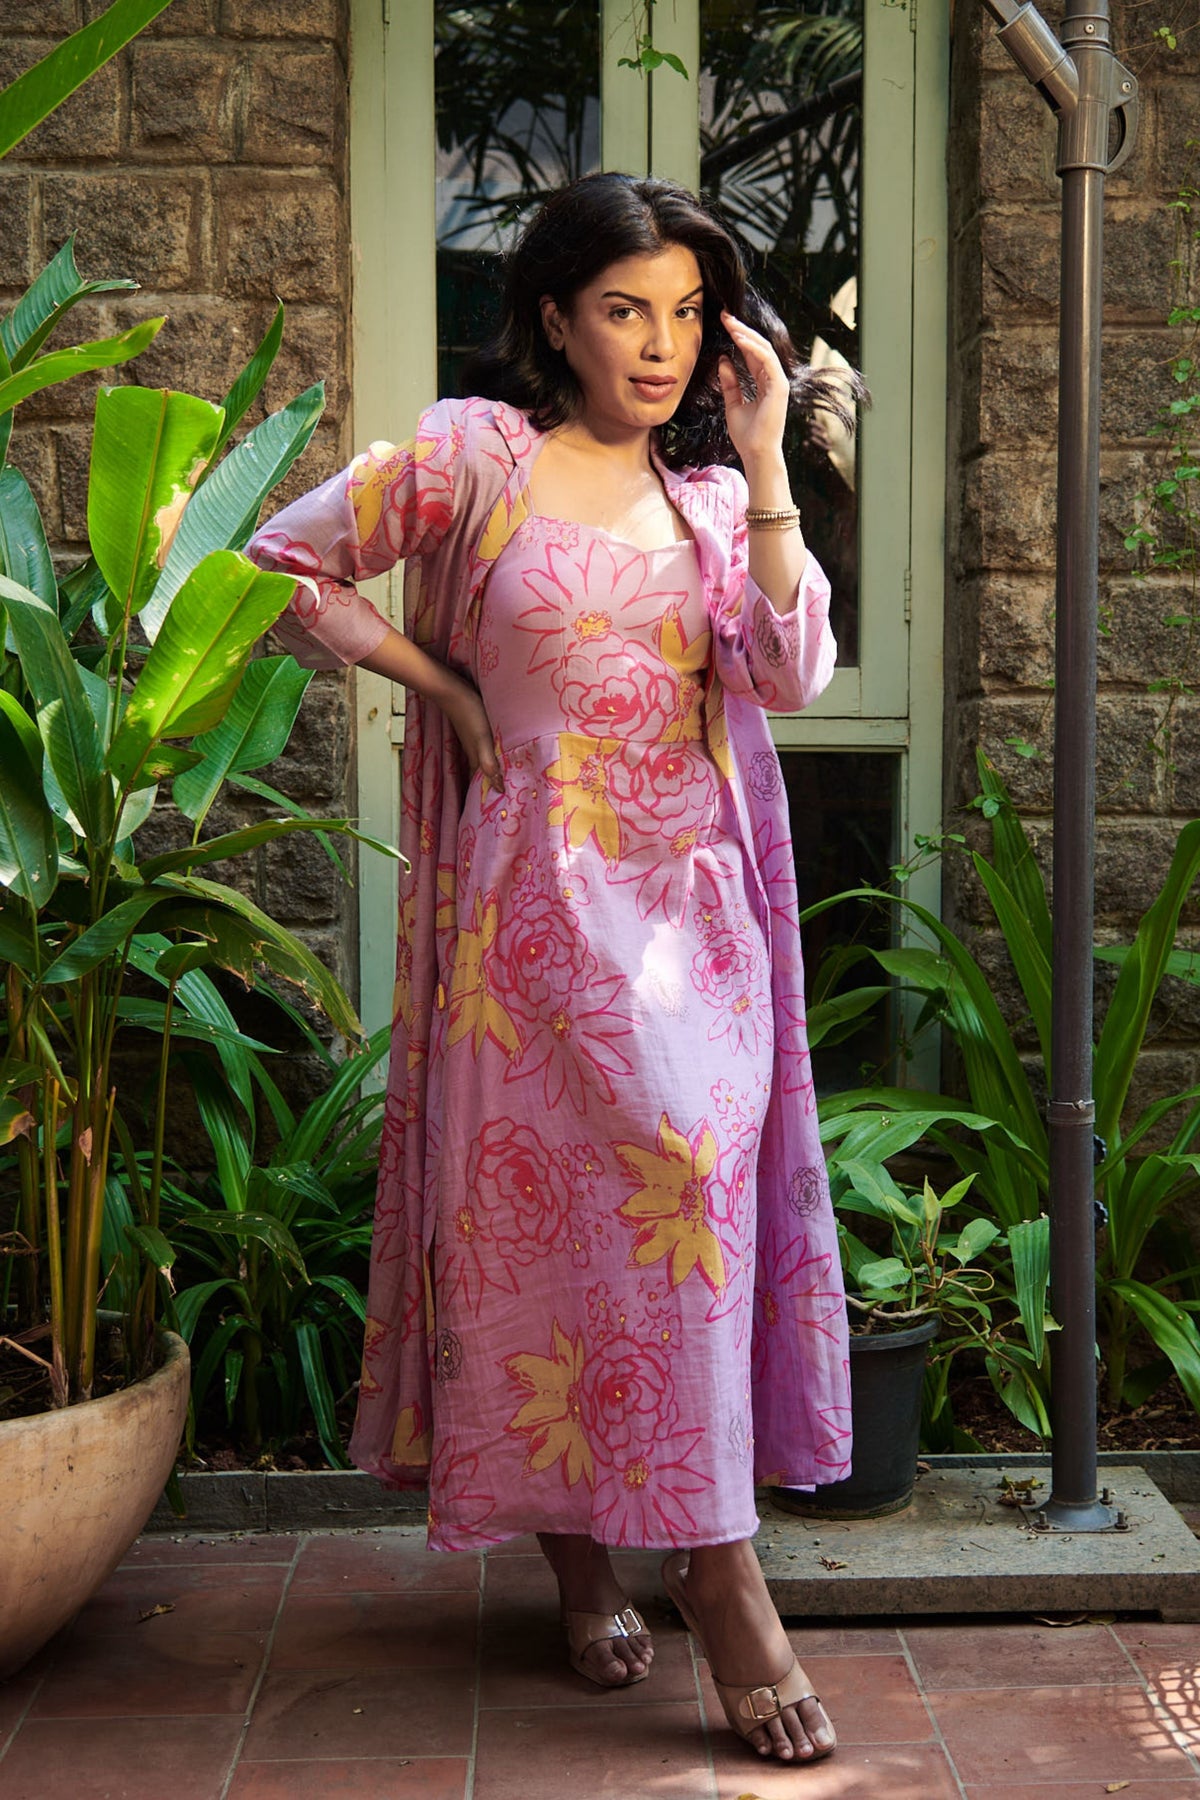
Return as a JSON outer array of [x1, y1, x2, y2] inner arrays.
[[717, 310, 790, 469]]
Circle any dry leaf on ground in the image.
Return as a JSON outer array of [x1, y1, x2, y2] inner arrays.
[[136, 1603, 174, 1623]]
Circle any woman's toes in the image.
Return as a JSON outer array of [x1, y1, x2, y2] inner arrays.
[[801, 1697, 836, 1753], [765, 1717, 794, 1760]]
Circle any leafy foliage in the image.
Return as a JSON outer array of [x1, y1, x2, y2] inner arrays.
[[163, 1027, 388, 1467], [809, 751, 1200, 1437], [0, 244, 380, 1413]]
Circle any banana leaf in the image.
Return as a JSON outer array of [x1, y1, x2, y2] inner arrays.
[[0, 575, 113, 843], [107, 552, 294, 787], [88, 385, 224, 630], [172, 655, 313, 827], [0, 691, 57, 906], [0, 322, 164, 417], [0, 237, 138, 371], [0, 0, 177, 158], [0, 466, 55, 606], [143, 384, 324, 641], [1110, 1278, 1200, 1413]]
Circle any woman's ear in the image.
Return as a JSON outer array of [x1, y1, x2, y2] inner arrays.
[[540, 295, 565, 351]]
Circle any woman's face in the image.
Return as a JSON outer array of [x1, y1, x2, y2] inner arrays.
[[540, 244, 705, 438]]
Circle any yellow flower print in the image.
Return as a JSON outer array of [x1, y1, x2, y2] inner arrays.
[[616, 1112, 727, 1295], [392, 1400, 432, 1467], [505, 1320, 595, 1489], [447, 890, 523, 1060], [546, 732, 622, 864], [574, 610, 612, 641]]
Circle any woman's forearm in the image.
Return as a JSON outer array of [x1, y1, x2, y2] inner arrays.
[[743, 451, 808, 617], [358, 623, 466, 709]]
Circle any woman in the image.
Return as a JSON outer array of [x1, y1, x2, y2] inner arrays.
[[252, 173, 853, 1767]]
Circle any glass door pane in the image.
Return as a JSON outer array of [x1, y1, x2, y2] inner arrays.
[[434, 3, 603, 395], [699, 1, 862, 664]]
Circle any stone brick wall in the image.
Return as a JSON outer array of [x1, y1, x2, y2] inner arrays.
[[0, 0, 357, 1016], [945, 0, 1200, 1110]]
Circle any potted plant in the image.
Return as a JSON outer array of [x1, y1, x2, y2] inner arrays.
[[773, 1151, 1032, 1517], [0, 235, 380, 1676]]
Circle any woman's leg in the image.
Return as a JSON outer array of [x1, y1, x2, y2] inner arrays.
[[681, 1540, 836, 1761], [537, 1532, 654, 1685]]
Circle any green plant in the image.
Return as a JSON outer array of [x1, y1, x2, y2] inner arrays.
[[806, 750, 1200, 1433], [0, 236, 381, 1417], [163, 1024, 389, 1468], [820, 1101, 1056, 1437]]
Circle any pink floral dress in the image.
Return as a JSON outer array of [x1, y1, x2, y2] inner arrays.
[[250, 397, 852, 1549]]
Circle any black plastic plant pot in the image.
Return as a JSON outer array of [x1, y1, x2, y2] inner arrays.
[[772, 1315, 939, 1521]]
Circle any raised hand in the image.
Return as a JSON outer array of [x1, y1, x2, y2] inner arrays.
[[716, 309, 791, 472]]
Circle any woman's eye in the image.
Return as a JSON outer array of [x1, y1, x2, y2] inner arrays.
[[678, 305, 700, 319], [610, 306, 636, 320]]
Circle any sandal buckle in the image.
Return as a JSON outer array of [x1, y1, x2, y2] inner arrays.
[[743, 1683, 782, 1722], [614, 1607, 642, 1638]]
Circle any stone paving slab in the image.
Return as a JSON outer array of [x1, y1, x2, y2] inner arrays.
[[757, 1463, 1200, 1620]]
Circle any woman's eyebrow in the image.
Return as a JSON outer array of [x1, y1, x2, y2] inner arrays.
[[600, 285, 705, 305]]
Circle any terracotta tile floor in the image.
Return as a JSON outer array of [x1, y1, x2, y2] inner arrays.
[[2, 1517, 1199, 1800]]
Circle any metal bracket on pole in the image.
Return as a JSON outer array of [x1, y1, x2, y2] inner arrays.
[[976, 0, 1138, 1534]]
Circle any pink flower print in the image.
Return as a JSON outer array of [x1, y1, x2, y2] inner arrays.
[[690, 920, 772, 1057], [577, 1333, 677, 1463], [457, 825, 476, 900], [746, 748, 783, 802], [516, 537, 689, 672], [607, 743, 715, 833], [752, 1221, 845, 1387], [478, 638, 500, 677], [591, 1425, 715, 1546], [753, 594, 799, 670], [573, 608, 612, 642], [813, 1391, 854, 1479], [504, 971, 635, 1116], [560, 650, 679, 742], [494, 881, 589, 1018], [427, 1434, 502, 1549], [466, 1118, 573, 1267]]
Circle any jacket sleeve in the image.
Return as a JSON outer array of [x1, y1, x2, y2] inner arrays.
[[707, 465, 837, 713], [247, 399, 462, 670]]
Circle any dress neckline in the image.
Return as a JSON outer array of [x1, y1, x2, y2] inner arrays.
[[527, 510, 696, 557]]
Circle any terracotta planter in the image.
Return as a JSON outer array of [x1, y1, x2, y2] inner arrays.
[[0, 1328, 190, 1680]]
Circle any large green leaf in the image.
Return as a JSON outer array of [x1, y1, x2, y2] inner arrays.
[[0, 322, 163, 417], [976, 752, 1053, 965], [1111, 1279, 1200, 1414], [295, 1319, 350, 1468], [210, 302, 285, 460], [37, 889, 168, 983], [0, 691, 58, 905], [56, 555, 114, 643], [141, 814, 357, 879], [172, 656, 313, 826], [1095, 820, 1200, 1147], [0, 466, 55, 607], [142, 384, 324, 642], [106, 552, 295, 787], [127, 934, 258, 1116], [1, 238, 138, 372], [972, 852, 1052, 1069], [88, 385, 224, 628], [1008, 1214, 1052, 1365], [0, 0, 176, 157], [154, 871, 363, 1041], [0, 575, 113, 843]]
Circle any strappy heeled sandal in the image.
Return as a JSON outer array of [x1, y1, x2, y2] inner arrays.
[[661, 1551, 836, 1761], [562, 1603, 652, 1687]]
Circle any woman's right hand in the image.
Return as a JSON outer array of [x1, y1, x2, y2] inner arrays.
[[439, 673, 504, 794]]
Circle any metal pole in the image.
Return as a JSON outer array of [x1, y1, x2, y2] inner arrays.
[[977, 0, 1138, 1529]]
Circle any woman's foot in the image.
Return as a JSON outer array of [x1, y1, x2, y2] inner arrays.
[[537, 1532, 654, 1687], [669, 1540, 836, 1762]]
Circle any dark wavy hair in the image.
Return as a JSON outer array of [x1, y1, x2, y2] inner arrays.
[[461, 172, 863, 472]]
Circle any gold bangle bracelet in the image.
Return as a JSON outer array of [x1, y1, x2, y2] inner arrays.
[[744, 505, 798, 522], [745, 511, 801, 532]]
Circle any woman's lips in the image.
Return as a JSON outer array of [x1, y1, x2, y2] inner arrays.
[[629, 376, 677, 399]]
